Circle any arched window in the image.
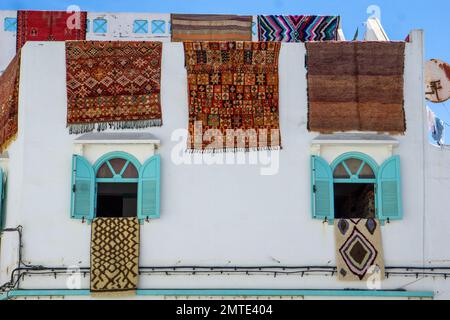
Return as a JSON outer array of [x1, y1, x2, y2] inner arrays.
[[71, 152, 160, 222], [94, 153, 141, 218], [311, 153, 403, 223], [331, 153, 378, 220], [96, 156, 140, 181], [333, 158, 376, 181]]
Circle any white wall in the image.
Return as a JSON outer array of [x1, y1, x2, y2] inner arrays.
[[86, 12, 171, 41], [1, 30, 450, 298], [0, 11, 17, 74], [85, 13, 258, 42]]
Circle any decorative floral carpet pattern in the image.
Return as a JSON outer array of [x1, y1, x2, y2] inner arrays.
[[184, 41, 282, 152], [258, 15, 340, 42], [335, 219, 385, 282], [66, 41, 163, 134], [171, 14, 253, 42], [17, 10, 87, 51], [0, 52, 21, 152], [306, 42, 406, 134], [90, 218, 140, 295]]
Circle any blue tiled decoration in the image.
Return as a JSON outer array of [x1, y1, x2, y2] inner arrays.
[[134, 20, 149, 34], [93, 18, 107, 34], [86, 19, 90, 33], [252, 21, 257, 36], [151, 20, 166, 34], [4, 17, 17, 32]]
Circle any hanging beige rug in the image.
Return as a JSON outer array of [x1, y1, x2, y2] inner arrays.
[[306, 42, 406, 134], [334, 219, 385, 282], [90, 218, 140, 296]]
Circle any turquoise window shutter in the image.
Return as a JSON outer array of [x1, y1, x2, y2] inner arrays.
[[0, 169, 4, 230], [138, 155, 161, 221], [377, 155, 403, 222], [311, 156, 334, 222], [70, 155, 95, 221]]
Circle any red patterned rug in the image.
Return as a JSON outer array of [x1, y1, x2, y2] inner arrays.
[[184, 41, 282, 152], [17, 10, 87, 51], [0, 52, 21, 152], [66, 41, 163, 134]]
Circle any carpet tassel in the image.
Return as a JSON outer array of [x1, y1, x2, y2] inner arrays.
[[68, 120, 162, 135]]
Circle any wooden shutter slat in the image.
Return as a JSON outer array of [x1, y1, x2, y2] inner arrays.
[[377, 155, 403, 221], [71, 155, 95, 221], [138, 155, 161, 221], [311, 155, 334, 222]]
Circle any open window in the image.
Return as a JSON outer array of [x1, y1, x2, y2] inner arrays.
[[70, 152, 161, 222], [333, 157, 377, 219], [96, 158, 139, 218], [311, 153, 403, 223]]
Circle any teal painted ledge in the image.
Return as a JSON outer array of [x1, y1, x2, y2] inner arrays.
[[3, 290, 90, 300], [1, 289, 434, 300], [136, 289, 434, 298]]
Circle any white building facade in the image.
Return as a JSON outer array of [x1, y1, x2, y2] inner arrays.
[[0, 11, 449, 300]]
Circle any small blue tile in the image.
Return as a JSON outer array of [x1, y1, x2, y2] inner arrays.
[[134, 20, 149, 34], [4, 17, 17, 32], [151, 20, 166, 34]]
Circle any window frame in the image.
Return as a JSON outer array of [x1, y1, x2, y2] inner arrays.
[[71, 152, 161, 223], [332, 153, 378, 221], [93, 151, 141, 183], [331, 152, 378, 184], [331, 152, 379, 219], [93, 152, 141, 218], [311, 152, 402, 224]]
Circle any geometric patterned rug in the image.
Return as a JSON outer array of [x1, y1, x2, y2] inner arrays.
[[0, 52, 21, 152], [17, 10, 87, 51], [90, 218, 140, 295], [258, 15, 340, 42], [335, 219, 385, 282], [65, 41, 163, 134], [183, 41, 282, 152]]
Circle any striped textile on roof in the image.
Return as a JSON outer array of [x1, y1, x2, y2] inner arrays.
[[171, 14, 253, 42]]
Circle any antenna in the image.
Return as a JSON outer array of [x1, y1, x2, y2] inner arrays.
[[425, 59, 450, 103]]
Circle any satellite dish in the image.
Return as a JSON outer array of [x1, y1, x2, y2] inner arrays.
[[425, 59, 450, 103]]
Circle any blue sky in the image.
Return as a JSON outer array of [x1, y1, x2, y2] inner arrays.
[[2, 0, 450, 142]]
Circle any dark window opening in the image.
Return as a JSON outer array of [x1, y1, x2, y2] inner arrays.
[[334, 183, 375, 219], [96, 183, 137, 218]]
